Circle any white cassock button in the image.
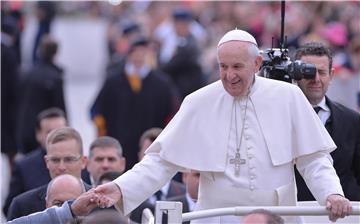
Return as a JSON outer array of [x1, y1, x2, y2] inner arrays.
[[245, 136, 250, 140], [250, 175, 255, 180], [250, 186, 255, 190]]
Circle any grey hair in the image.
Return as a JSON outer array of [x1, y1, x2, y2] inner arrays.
[[247, 43, 260, 58]]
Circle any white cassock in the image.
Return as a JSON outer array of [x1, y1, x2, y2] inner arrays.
[[114, 76, 343, 223]]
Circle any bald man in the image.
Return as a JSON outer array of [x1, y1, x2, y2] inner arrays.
[[242, 209, 284, 224], [45, 174, 85, 208]]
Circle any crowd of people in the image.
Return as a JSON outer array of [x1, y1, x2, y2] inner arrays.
[[2, 1, 360, 224]]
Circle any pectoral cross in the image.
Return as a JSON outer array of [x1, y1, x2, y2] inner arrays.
[[230, 152, 246, 176]]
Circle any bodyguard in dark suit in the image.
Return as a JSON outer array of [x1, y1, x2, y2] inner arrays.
[[295, 42, 360, 201], [3, 108, 66, 215], [16, 35, 66, 154], [7, 127, 88, 220]]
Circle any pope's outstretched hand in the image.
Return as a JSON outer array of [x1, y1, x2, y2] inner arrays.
[[93, 182, 122, 208]]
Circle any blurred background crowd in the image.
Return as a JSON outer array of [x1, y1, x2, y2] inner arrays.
[[1, 0, 360, 222]]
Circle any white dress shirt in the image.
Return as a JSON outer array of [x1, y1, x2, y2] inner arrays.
[[313, 97, 331, 125]]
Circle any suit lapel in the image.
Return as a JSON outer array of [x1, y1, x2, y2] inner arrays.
[[38, 185, 47, 201], [326, 97, 342, 145], [37, 185, 48, 211]]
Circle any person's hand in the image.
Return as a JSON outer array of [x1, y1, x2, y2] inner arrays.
[[326, 194, 352, 222], [70, 189, 98, 217], [93, 182, 122, 208]]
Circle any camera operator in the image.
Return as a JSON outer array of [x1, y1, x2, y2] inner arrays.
[[294, 42, 360, 201]]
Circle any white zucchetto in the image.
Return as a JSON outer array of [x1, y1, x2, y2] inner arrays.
[[218, 29, 258, 47]]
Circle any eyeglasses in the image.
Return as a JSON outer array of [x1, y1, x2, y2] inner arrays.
[[52, 200, 65, 207], [46, 155, 82, 164]]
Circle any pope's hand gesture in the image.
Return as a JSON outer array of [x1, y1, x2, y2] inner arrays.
[[71, 189, 98, 217], [326, 194, 352, 222], [94, 182, 122, 208]]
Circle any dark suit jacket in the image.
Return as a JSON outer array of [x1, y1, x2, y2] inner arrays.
[[16, 61, 66, 153], [7, 181, 91, 220], [130, 180, 186, 223], [1, 42, 19, 156], [296, 97, 360, 201], [3, 148, 51, 215]]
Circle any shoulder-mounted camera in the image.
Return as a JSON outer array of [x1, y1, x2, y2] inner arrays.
[[259, 1, 316, 83]]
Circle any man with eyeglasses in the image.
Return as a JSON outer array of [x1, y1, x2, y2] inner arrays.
[[7, 127, 91, 221], [3, 108, 67, 216]]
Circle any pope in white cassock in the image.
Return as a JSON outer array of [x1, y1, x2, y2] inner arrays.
[[94, 29, 352, 223]]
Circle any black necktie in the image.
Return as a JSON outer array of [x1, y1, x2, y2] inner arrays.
[[313, 106, 321, 114]]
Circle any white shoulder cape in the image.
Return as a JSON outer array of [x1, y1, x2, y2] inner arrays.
[[147, 76, 336, 171]]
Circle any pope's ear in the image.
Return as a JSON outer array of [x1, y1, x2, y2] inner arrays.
[[255, 55, 263, 71]]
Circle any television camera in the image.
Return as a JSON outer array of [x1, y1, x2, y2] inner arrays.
[[259, 1, 316, 83]]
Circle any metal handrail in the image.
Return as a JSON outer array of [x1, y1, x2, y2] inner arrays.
[[182, 205, 360, 222], [153, 201, 360, 223]]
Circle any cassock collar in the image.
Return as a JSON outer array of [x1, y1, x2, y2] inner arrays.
[[125, 62, 151, 79]]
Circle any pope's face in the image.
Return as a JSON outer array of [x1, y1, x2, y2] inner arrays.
[[297, 55, 333, 105], [218, 41, 262, 97]]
